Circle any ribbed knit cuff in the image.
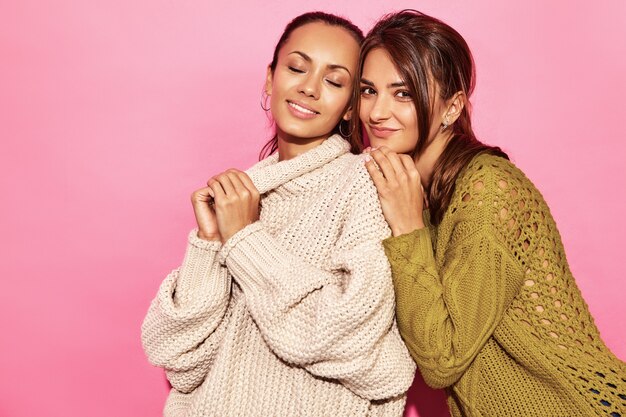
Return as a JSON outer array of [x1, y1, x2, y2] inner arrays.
[[383, 227, 436, 272], [218, 222, 264, 266], [219, 222, 334, 306], [189, 228, 223, 251], [170, 229, 224, 306]]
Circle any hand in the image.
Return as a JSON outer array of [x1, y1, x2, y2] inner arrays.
[[364, 146, 426, 236], [208, 169, 260, 243], [191, 186, 221, 241]]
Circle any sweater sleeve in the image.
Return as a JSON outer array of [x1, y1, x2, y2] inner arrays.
[[141, 229, 231, 393], [219, 171, 415, 401], [383, 170, 525, 389]]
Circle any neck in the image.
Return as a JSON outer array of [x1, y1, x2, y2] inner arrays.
[[416, 131, 453, 188], [277, 130, 330, 161]]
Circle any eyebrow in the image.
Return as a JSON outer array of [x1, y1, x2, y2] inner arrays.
[[360, 78, 406, 88], [288, 51, 352, 76]]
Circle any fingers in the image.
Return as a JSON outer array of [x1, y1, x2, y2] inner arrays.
[[191, 187, 210, 203], [369, 147, 397, 183], [216, 173, 237, 196], [370, 146, 410, 186], [208, 169, 259, 203], [377, 146, 406, 177], [207, 177, 226, 201], [399, 154, 421, 183], [364, 155, 387, 189], [225, 171, 248, 196], [234, 171, 260, 202]]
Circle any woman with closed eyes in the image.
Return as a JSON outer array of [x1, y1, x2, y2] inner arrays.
[[141, 12, 415, 417]]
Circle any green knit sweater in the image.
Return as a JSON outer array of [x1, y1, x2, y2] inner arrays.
[[384, 153, 626, 417]]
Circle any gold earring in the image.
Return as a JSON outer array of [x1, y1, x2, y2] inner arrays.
[[339, 120, 353, 137], [260, 92, 271, 112]]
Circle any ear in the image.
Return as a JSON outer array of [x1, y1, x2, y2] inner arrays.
[[444, 91, 466, 125], [265, 65, 273, 96], [342, 107, 353, 121]]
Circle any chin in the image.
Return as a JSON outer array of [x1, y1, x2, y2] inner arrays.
[[278, 125, 325, 140], [369, 137, 385, 148]]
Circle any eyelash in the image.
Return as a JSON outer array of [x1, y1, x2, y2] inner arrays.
[[360, 87, 412, 100], [289, 66, 343, 88], [288, 66, 305, 74]]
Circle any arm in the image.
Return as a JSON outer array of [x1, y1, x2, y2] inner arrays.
[[219, 170, 415, 401], [141, 230, 231, 393], [383, 176, 525, 389]]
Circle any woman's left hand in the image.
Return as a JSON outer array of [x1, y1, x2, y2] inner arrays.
[[364, 147, 426, 236], [207, 169, 260, 243]]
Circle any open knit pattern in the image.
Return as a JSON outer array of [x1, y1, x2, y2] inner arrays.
[[384, 153, 626, 417], [141, 135, 416, 417]]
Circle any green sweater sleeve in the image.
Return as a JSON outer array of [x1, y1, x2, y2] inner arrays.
[[383, 175, 525, 389]]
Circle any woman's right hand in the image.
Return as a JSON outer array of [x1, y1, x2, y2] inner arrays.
[[191, 186, 221, 241], [364, 146, 426, 236]]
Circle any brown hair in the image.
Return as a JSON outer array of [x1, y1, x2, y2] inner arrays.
[[259, 12, 364, 159], [351, 10, 508, 224]]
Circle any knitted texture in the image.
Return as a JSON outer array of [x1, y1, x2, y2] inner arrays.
[[141, 135, 416, 417], [384, 153, 626, 417]]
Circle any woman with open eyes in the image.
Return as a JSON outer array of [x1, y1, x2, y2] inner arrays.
[[357, 9, 626, 417], [141, 12, 415, 417]]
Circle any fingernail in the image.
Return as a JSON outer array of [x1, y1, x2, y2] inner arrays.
[[364, 155, 371, 162]]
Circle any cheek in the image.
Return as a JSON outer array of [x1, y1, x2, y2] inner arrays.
[[324, 89, 350, 117], [358, 100, 371, 122], [269, 71, 294, 97], [399, 107, 419, 134]]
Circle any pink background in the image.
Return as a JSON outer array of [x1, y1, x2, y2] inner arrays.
[[1, 1, 624, 416]]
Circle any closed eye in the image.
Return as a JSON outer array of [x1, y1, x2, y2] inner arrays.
[[326, 79, 343, 88], [288, 66, 305, 73]]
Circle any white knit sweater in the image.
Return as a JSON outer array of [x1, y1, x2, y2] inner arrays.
[[141, 135, 416, 417]]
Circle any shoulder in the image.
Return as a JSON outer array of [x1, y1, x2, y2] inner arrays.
[[455, 153, 539, 203], [458, 153, 522, 188], [334, 153, 390, 241], [447, 152, 549, 237], [338, 153, 380, 198]]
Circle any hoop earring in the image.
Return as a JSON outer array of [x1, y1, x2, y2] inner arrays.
[[339, 120, 353, 137], [260, 92, 271, 112]]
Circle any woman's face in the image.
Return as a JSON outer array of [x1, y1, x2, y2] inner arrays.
[[359, 47, 449, 151], [266, 22, 359, 142], [359, 48, 419, 154]]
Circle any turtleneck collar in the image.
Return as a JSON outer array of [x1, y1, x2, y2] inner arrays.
[[246, 134, 350, 195]]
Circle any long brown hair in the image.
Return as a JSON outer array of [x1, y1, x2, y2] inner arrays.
[[351, 10, 508, 225], [259, 12, 364, 160]]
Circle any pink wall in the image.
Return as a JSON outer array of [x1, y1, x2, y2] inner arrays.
[[1, 1, 624, 416]]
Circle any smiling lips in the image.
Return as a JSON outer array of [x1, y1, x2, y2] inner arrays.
[[369, 125, 399, 138], [287, 100, 320, 119]]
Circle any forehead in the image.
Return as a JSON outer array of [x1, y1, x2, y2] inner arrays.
[[280, 22, 360, 66], [362, 48, 401, 80]]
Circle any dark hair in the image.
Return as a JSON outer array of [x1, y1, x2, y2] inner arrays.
[[259, 12, 364, 159], [351, 10, 508, 225]]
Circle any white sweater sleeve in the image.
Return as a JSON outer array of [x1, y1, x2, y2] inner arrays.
[[219, 173, 415, 400], [141, 230, 231, 393]]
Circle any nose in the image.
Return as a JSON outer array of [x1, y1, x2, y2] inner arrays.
[[368, 94, 391, 123], [298, 74, 320, 100]]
